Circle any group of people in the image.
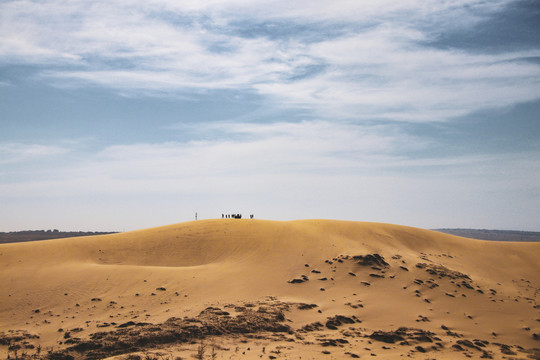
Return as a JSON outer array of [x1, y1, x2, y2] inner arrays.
[[222, 214, 254, 219]]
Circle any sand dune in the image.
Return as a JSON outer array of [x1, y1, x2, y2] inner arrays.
[[1, 219, 538, 359]]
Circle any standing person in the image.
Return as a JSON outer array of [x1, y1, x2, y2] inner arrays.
[[195, 212, 197, 221]]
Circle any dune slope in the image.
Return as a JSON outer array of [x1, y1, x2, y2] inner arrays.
[[1, 219, 538, 359]]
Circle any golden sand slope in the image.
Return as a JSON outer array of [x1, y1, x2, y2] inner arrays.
[[0, 219, 538, 359]]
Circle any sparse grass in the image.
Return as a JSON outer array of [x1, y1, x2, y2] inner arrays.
[[3, 303, 286, 360], [29, 304, 289, 360], [194, 341, 205, 360], [121, 352, 181, 360], [2, 344, 70, 360], [124, 355, 142, 360]]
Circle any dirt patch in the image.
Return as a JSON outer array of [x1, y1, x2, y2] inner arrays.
[[415, 263, 470, 280], [369, 327, 438, 345], [325, 315, 357, 330], [288, 274, 309, 284], [47, 303, 291, 360], [352, 254, 389, 268], [297, 303, 318, 310], [0, 330, 39, 346]]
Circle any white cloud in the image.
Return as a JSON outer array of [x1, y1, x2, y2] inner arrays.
[[0, 143, 69, 164], [1, 133, 538, 230], [0, 121, 415, 197], [3, 120, 539, 201], [261, 30, 540, 120], [1, 0, 538, 122], [90, 120, 413, 181], [145, 0, 514, 25]]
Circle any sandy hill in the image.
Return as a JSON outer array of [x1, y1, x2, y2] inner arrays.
[[0, 219, 538, 360]]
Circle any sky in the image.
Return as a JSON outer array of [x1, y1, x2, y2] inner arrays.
[[1, 0, 539, 232]]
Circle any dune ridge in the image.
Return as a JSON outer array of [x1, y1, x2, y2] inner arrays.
[[1, 219, 538, 359]]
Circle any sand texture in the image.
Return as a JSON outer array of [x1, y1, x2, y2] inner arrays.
[[1, 219, 539, 359]]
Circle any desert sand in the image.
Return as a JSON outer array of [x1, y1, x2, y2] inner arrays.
[[0, 219, 538, 359]]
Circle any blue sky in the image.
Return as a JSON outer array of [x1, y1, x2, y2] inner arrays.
[[1, 0, 539, 231]]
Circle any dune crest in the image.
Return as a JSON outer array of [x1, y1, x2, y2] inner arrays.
[[1, 219, 538, 359]]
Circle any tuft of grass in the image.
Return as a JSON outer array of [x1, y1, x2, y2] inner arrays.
[[194, 341, 205, 360], [132, 352, 179, 360]]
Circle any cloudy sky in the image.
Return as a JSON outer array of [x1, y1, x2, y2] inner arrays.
[[1, 0, 539, 232]]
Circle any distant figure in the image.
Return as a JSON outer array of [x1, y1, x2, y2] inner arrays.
[[222, 214, 224, 219], [250, 214, 254, 219], [195, 212, 198, 221]]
